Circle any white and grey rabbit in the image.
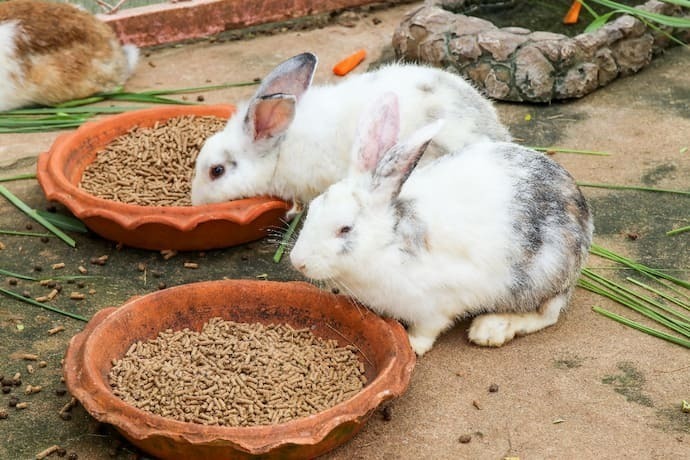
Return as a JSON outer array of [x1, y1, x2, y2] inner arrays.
[[0, 0, 138, 111], [190, 52, 511, 207], [290, 92, 593, 356]]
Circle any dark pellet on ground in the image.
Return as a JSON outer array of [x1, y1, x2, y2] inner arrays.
[[60, 412, 72, 421], [67, 279, 75, 284], [46, 204, 57, 213], [331, 287, 340, 295], [2, 387, 11, 394], [33, 265, 42, 272], [56, 447, 67, 457], [77, 282, 85, 289], [67, 452, 78, 460], [55, 388, 67, 397], [22, 291, 31, 298], [41, 237, 50, 243], [8, 277, 18, 286], [196, 95, 205, 102], [47, 281, 57, 289], [157, 282, 167, 290], [25, 223, 33, 230], [8, 396, 19, 407], [459, 434, 472, 444], [488, 383, 499, 393]]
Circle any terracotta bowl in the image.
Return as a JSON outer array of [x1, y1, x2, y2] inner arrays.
[[36, 105, 291, 251], [63, 280, 415, 460]]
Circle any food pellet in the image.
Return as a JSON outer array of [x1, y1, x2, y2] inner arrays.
[[15, 402, 28, 409], [48, 326, 65, 335], [109, 318, 367, 427], [79, 116, 226, 206], [69, 292, 85, 300], [52, 263, 65, 270]]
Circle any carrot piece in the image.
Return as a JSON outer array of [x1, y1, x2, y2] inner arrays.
[[563, 1, 582, 25], [332, 49, 367, 76]]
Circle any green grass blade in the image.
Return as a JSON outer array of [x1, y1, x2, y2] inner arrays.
[[580, 271, 690, 336], [0, 287, 88, 322], [0, 173, 37, 183], [0, 186, 76, 247], [584, 11, 620, 32], [593, 306, 690, 348], [0, 229, 53, 238], [138, 81, 259, 96], [35, 210, 88, 233], [531, 146, 612, 156], [2, 106, 144, 115], [590, 244, 690, 289], [55, 96, 107, 107], [273, 211, 304, 263], [588, 0, 690, 27], [667, 225, 690, 236], [105, 93, 195, 105], [626, 277, 690, 312], [0, 268, 39, 281], [577, 182, 690, 195]]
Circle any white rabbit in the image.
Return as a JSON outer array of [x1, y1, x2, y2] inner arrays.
[[190, 52, 510, 207], [0, 0, 138, 111], [290, 93, 593, 356]]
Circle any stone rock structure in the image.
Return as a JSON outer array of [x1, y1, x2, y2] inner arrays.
[[393, 0, 689, 102]]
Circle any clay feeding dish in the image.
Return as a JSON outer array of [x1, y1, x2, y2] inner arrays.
[[36, 105, 291, 251], [63, 279, 416, 460]]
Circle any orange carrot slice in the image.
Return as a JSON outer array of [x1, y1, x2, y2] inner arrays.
[[563, 1, 582, 25], [333, 49, 367, 76]]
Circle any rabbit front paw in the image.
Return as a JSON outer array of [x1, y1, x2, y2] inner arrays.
[[468, 314, 516, 347]]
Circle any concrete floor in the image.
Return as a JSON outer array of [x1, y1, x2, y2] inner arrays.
[[1, 2, 689, 459]]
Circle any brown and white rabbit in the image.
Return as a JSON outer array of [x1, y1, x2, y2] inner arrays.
[[290, 93, 593, 356], [190, 52, 511, 207], [0, 0, 138, 110]]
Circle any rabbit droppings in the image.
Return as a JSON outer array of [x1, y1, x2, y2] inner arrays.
[[0, 0, 138, 111], [190, 52, 511, 208], [290, 93, 593, 356]]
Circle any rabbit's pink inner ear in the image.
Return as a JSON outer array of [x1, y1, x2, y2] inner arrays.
[[355, 94, 400, 173], [249, 96, 296, 141]]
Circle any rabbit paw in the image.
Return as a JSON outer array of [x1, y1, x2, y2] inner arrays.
[[468, 314, 516, 347], [407, 333, 436, 356]]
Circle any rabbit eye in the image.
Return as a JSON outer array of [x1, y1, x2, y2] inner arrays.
[[337, 226, 352, 237], [209, 164, 225, 179]]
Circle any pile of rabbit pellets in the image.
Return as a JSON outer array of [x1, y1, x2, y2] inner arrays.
[[108, 317, 367, 426], [80, 115, 225, 206]]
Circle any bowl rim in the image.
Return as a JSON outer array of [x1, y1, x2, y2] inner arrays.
[[64, 279, 415, 455], [36, 104, 291, 233]]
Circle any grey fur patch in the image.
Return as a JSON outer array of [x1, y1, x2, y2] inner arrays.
[[417, 82, 434, 93], [392, 198, 428, 255], [426, 105, 444, 121], [501, 146, 592, 305]]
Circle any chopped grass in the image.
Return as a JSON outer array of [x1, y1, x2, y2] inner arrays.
[[0, 287, 87, 322], [576, 182, 690, 196], [0, 81, 258, 133], [583, 245, 690, 348], [0, 186, 76, 247], [273, 211, 304, 263], [531, 146, 611, 156], [0, 173, 37, 183]]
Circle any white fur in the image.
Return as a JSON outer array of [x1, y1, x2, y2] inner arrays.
[[0, 21, 29, 111], [290, 98, 593, 356], [190, 55, 511, 206]]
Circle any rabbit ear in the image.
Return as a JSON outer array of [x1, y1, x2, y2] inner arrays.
[[352, 92, 400, 174], [245, 94, 296, 141], [244, 52, 316, 142], [254, 52, 317, 101], [372, 119, 445, 198]]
